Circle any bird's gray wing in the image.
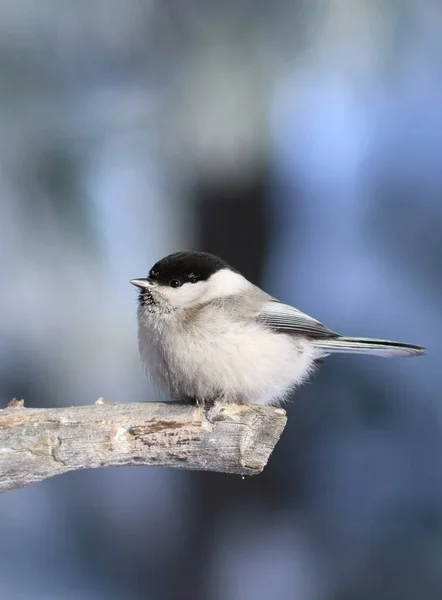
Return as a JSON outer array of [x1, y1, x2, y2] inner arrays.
[[256, 300, 339, 339]]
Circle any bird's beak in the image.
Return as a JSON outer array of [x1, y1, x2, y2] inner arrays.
[[130, 278, 152, 289]]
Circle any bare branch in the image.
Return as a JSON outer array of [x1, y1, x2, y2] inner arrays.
[[0, 401, 287, 492]]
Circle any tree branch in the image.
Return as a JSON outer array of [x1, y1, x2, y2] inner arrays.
[[0, 401, 287, 492]]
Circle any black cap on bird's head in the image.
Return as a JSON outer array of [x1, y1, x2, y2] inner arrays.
[[131, 251, 237, 290], [130, 252, 243, 311]]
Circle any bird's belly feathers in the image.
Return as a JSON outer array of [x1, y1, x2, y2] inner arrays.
[[139, 312, 322, 405]]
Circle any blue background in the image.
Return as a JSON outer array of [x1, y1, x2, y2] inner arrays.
[[0, 2, 440, 599]]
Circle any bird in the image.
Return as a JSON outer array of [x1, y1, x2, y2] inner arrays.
[[130, 251, 425, 407]]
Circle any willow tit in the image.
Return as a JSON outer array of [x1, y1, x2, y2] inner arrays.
[[131, 251, 425, 406]]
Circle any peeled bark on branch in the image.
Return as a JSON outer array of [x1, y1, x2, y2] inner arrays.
[[0, 401, 287, 493]]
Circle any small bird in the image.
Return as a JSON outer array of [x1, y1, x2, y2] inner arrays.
[[131, 251, 425, 407]]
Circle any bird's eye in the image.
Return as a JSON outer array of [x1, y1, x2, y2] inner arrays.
[[170, 279, 182, 288]]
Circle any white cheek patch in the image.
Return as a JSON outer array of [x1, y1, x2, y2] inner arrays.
[[156, 269, 249, 309], [159, 280, 209, 308], [204, 269, 249, 300]]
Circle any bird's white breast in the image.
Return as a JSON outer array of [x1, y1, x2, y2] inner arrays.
[[138, 302, 323, 406]]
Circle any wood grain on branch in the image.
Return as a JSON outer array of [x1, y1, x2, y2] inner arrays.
[[0, 401, 287, 493]]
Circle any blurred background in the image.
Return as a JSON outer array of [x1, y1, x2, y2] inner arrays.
[[0, 1, 441, 598]]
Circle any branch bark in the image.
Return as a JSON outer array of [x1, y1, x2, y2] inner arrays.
[[0, 401, 287, 493]]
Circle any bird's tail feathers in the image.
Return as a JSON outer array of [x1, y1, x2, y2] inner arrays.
[[313, 337, 425, 359]]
